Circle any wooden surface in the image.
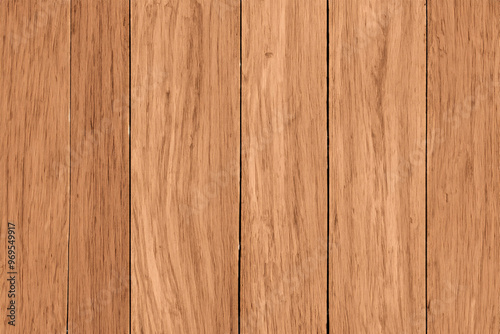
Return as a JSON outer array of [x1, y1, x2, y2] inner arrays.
[[69, 0, 130, 332], [329, 0, 426, 332], [241, 0, 327, 332], [0, 1, 70, 333], [427, 0, 500, 332], [131, 0, 239, 332], [1, 0, 500, 332]]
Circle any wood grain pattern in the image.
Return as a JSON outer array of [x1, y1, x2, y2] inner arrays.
[[241, 0, 327, 332], [428, 0, 500, 332], [329, 0, 426, 331], [2, 1, 500, 331], [69, 0, 130, 332], [131, 0, 240, 332], [0, 1, 69, 332]]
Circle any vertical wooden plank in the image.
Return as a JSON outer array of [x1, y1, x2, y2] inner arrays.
[[0, 1, 69, 332], [241, 1, 327, 332], [428, 1, 500, 332], [131, 0, 239, 332], [329, 0, 426, 331], [69, 0, 129, 332]]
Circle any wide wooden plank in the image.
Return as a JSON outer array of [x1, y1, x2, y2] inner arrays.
[[329, 0, 426, 331], [131, 0, 240, 332], [0, 1, 69, 332], [69, 0, 129, 332], [428, 1, 500, 331], [241, 1, 327, 332]]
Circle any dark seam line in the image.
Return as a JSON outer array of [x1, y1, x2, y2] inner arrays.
[[326, 0, 330, 332], [129, 0, 132, 331], [425, 0, 429, 333], [67, 1, 72, 332], [238, 0, 243, 333]]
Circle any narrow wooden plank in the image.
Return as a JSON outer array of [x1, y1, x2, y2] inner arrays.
[[0, 1, 69, 332], [69, 0, 129, 332], [428, 1, 500, 331], [329, 0, 426, 331], [241, 1, 327, 332], [131, 0, 239, 332]]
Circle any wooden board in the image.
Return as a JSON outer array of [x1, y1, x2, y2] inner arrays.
[[69, 0, 130, 332], [3, 1, 500, 331], [131, 0, 240, 332], [241, 0, 328, 332], [0, 1, 70, 332], [427, 0, 500, 331], [329, 0, 426, 331]]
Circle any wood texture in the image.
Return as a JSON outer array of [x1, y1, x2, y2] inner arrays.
[[428, 0, 500, 332], [131, 0, 240, 332], [69, 0, 130, 332], [0, 1, 69, 332], [241, 0, 327, 332], [329, 0, 426, 332], [3, 0, 500, 331]]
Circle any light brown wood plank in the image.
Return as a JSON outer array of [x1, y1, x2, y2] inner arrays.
[[69, 0, 130, 332], [241, 1, 327, 332], [0, 1, 69, 332], [428, 0, 500, 331], [131, 0, 240, 332], [329, 0, 426, 331]]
